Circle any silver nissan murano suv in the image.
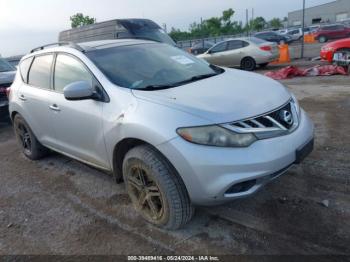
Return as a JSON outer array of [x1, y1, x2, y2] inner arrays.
[[8, 40, 314, 229]]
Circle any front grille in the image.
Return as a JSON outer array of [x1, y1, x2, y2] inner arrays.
[[221, 100, 299, 139], [0, 83, 11, 102]]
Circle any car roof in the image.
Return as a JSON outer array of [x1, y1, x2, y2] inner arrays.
[[22, 39, 158, 60], [78, 39, 156, 49]]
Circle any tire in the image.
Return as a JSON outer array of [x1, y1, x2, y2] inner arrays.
[[122, 145, 194, 230], [259, 63, 269, 68], [240, 57, 256, 71], [13, 114, 49, 160], [319, 36, 328, 43]]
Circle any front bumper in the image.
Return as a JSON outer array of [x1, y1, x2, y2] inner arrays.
[[157, 109, 314, 205], [320, 50, 333, 62]]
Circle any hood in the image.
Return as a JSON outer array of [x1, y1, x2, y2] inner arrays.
[[0, 71, 16, 84], [325, 37, 350, 47], [132, 69, 291, 123]]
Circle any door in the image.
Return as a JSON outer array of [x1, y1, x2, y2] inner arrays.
[[205, 42, 228, 65], [335, 25, 348, 38], [49, 53, 109, 169], [224, 40, 247, 67], [17, 54, 57, 146]]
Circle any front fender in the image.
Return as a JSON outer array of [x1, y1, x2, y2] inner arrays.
[[103, 98, 212, 169]]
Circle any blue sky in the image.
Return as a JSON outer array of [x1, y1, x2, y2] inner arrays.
[[0, 0, 333, 56]]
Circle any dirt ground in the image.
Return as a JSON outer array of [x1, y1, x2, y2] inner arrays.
[[0, 73, 349, 256]]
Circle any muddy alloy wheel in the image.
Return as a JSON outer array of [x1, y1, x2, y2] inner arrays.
[[15, 122, 32, 155], [126, 165, 164, 222], [123, 145, 194, 229], [13, 114, 48, 160]]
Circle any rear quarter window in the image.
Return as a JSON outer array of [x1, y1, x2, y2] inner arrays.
[[28, 54, 54, 89], [19, 57, 34, 83]]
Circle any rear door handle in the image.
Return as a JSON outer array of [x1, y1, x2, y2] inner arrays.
[[19, 94, 27, 101], [49, 104, 61, 112]]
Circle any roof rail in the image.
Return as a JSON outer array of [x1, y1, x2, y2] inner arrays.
[[30, 42, 85, 53]]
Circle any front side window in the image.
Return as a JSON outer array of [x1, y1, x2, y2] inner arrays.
[[87, 43, 223, 90], [54, 54, 93, 92], [210, 42, 227, 53], [28, 54, 54, 89]]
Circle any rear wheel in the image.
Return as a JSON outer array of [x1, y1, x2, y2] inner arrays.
[[241, 57, 256, 71], [319, 36, 328, 43], [13, 114, 48, 160], [123, 145, 194, 230]]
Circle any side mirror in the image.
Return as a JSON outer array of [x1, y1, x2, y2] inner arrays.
[[63, 81, 95, 101]]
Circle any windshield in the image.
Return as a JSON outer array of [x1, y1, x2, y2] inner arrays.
[[133, 29, 176, 46], [87, 43, 223, 90], [0, 58, 15, 72]]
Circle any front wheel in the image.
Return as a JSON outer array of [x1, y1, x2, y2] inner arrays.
[[123, 145, 194, 230], [13, 114, 49, 160], [241, 57, 256, 71]]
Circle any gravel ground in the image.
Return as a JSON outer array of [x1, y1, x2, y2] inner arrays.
[[0, 72, 349, 256]]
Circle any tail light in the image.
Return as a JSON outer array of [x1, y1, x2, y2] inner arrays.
[[0, 87, 8, 94], [6, 87, 11, 98], [260, 45, 272, 51]]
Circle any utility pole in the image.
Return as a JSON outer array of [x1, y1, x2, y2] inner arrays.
[[246, 9, 249, 36], [301, 0, 306, 58]]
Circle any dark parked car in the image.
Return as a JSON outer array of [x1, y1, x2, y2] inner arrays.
[[5, 55, 23, 68], [254, 31, 293, 44], [314, 24, 350, 43], [0, 58, 16, 120], [189, 41, 214, 55]]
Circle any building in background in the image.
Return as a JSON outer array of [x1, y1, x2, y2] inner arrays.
[[288, 0, 350, 27]]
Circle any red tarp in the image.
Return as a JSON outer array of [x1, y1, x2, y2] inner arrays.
[[265, 65, 348, 80]]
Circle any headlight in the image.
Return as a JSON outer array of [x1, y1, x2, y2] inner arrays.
[[291, 93, 301, 116], [177, 125, 257, 147]]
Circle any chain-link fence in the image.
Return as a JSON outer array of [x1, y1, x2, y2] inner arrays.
[[176, 32, 254, 50]]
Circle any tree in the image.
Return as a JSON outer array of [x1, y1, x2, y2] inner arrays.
[[222, 8, 235, 23], [250, 17, 266, 31], [169, 8, 245, 41], [70, 13, 96, 28], [270, 18, 283, 29]]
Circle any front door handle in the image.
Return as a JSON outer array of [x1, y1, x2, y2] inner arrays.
[[49, 104, 61, 112], [19, 94, 27, 101]]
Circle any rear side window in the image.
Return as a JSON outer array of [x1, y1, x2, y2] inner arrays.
[[227, 40, 248, 50], [28, 55, 54, 89], [19, 57, 34, 83], [54, 54, 93, 92]]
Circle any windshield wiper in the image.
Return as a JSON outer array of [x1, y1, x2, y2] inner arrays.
[[139, 84, 177, 90], [172, 73, 219, 86], [137, 72, 220, 91]]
